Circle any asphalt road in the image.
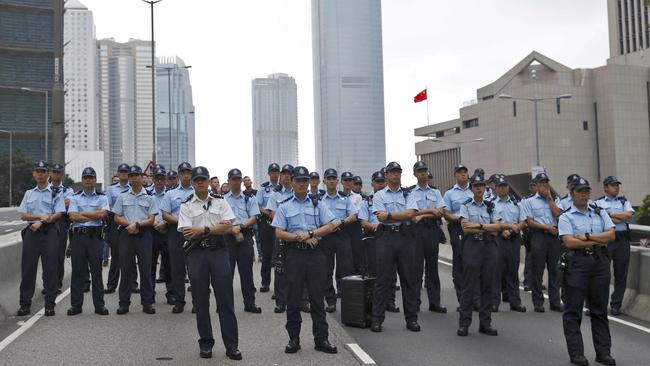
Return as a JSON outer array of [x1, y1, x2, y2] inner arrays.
[[335, 260, 650, 366], [0, 207, 21, 235]]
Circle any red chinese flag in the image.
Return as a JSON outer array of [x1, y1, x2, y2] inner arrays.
[[414, 89, 427, 103]]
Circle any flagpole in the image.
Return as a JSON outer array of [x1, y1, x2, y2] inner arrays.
[[426, 86, 430, 126]]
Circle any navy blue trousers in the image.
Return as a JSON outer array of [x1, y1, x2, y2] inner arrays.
[[20, 226, 59, 309], [493, 236, 523, 307], [413, 224, 442, 308], [225, 232, 257, 307], [530, 231, 561, 307], [70, 230, 105, 308], [607, 236, 630, 309], [322, 230, 354, 305], [167, 224, 187, 306], [459, 236, 497, 328], [118, 229, 154, 307]]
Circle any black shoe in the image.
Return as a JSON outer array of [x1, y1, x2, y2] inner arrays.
[[491, 305, 499, 312], [550, 303, 564, 312], [609, 307, 621, 316], [191, 307, 196, 314], [142, 304, 156, 314], [260, 286, 270, 293], [325, 304, 336, 313], [185, 278, 190, 283], [285, 338, 301, 354], [314, 340, 338, 354], [542, 284, 547, 290], [199, 348, 212, 359], [44, 308, 55, 317], [116, 306, 129, 315], [274, 305, 286, 313], [41, 289, 45, 295], [406, 321, 421, 332], [502, 294, 509, 302], [478, 325, 498, 336], [83, 284, 90, 293], [570, 355, 589, 366], [395, 285, 401, 291], [131, 287, 140, 294], [595, 354, 616, 366], [472, 304, 479, 312], [523, 286, 531, 292], [534, 306, 545, 313], [457, 326, 468, 337], [370, 322, 382, 332], [584, 308, 591, 316], [244, 305, 262, 314], [386, 303, 400, 313], [336, 292, 341, 298], [271, 294, 276, 300], [166, 295, 175, 306], [67, 307, 82, 316], [155, 277, 166, 284], [456, 306, 460, 312], [95, 306, 109, 315], [16, 306, 31, 316], [102, 260, 109, 267], [301, 302, 312, 313], [104, 287, 116, 294], [510, 304, 527, 312], [172, 304, 184, 314], [226, 349, 242, 360], [429, 304, 447, 313]]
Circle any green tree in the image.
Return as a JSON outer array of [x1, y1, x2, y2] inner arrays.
[[636, 194, 650, 226], [0, 149, 37, 207]]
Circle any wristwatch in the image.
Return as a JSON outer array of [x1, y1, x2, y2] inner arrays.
[[387, 212, 392, 221], [479, 223, 483, 231], [308, 230, 314, 238], [585, 233, 591, 241], [204, 226, 210, 236]]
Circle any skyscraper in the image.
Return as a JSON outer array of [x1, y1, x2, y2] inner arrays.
[[607, 0, 650, 66], [312, 0, 386, 181], [155, 56, 195, 169], [97, 38, 154, 187], [251, 73, 299, 186]]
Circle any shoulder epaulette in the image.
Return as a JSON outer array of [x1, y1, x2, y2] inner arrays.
[[243, 190, 254, 198], [338, 191, 349, 197], [408, 185, 416, 191], [279, 196, 293, 205], [146, 190, 153, 196], [561, 207, 571, 214], [428, 184, 438, 190], [209, 192, 224, 199], [182, 194, 194, 203], [318, 189, 326, 197], [488, 196, 497, 202], [261, 181, 270, 187], [121, 188, 129, 193], [560, 194, 567, 200], [523, 193, 534, 199], [273, 185, 283, 192], [551, 191, 558, 200], [251, 189, 258, 195], [596, 195, 605, 201], [97, 190, 106, 196], [462, 198, 473, 205], [618, 196, 628, 204], [74, 190, 82, 195], [110, 182, 119, 186]]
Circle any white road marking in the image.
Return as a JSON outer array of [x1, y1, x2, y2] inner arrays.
[[346, 343, 376, 365], [0, 288, 71, 353]]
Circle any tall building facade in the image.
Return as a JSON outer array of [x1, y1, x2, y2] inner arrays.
[[155, 56, 195, 169], [312, 0, 386, 181], [608, 0, 650, 64], [63, 0, 104, 183], [251, 73, 299, 186], [97, 38, 154, 187], [0, 0, 64, 163]]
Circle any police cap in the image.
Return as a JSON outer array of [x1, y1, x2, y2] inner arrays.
[[469, 174, 486, 186], [372, 171, 385, 182], [167, 170, 178, 179], [178, 162, 192, 172], [454, 164, 468, 173], [413, 161, 427, 171], [281, 164, 294, 173], [341, 171, 354, 180], [192, 166, 210, 181], [81, 167, 96, 178], [292, 166, 310, 180], [128, 165, 143, 175], [572, 177, 591, 191], [117, 163, 130, 172], [603, 176, 621, 185], [51, 163, 64, 173], [33, 160, 49, 171], [268, 163, 280, 172], [228, 169, 243, 179], [324, 168, 338, 179], [309, 171, 320, 179], [353, 176, 362, 184], [385, 162, 402, 172]]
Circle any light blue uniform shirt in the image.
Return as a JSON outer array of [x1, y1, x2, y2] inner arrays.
[[520, 193, 561, 226], [271, 195, 335, 234], [371, 186, 418, 226], [225, 192, 261, 225], [256, 181, 279, 210], [459, 199, 501, 224], [322, 192, 356, 221], [266, 186, 294, 212], [51, 183, 74, 211], [68, 190, 110, 228], [492, 196, 520, 225], [358, 195, 379, 225], [411, 184, 446, 210], [558, 204, 615, 237], [107, 182, 130, 208], [443, 184, 473, 216], [18, 185, 66, 223], [160, 184, 194, 218], [151, 188, 167, 221], [595, 196, 634, 232], [112, 188, 158, 222]]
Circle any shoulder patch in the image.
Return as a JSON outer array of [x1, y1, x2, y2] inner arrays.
[[182, 194, 194, 203]]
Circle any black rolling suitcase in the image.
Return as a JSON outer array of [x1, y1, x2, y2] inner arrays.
[[341, 275, 375, 328]]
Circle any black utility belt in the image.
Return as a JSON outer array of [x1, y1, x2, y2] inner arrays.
[[570, 246, 608, 257], [416, 218, 440, 227], [26, 222, 54, 231], [531, 228, 557, 235], [258, 215, 272, 224], [196, 235, 226, 249], [286, 241, 316, 250], [72, 226, 102, 235], [464, 233, 490, 241], [378, 224, 411, 234]]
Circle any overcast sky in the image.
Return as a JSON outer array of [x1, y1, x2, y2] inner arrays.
[[82, 0, 609, 186]]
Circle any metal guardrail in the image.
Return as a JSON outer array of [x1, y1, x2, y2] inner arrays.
[[630, 224, 650, 250]]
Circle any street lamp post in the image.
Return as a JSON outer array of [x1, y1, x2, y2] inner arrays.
[[141, 0, 163, 164], [20, 88, 48, 161], [0, 129, 12, 206], [498, 93, 572, 166], [429, 137, 485, 162]]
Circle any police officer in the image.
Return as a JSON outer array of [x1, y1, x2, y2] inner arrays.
[[16, 161, 66, 317], [256, 163, 280, 293], [242, 175, 261, 262], [596, 176, 634, 316], [271, 166, 338, 354], [177, 166, 242, 360], [112, 165, 158, 315], [209, 176, 221, 194], [309, 171, 323, 195], [558, 178, 616, 366], [352, 176, 364, 195], [105, 163, 136, 293], [520, 172, 563, 313], [167, 170, 179, 190], [151, 166, 174, 305], [341, 171, 364, 275], [457, 174, 501, 337], [559, 174, 582, 211], [370, 162, 420, 333], [491, 177, 526, 312], [49, 163, 74, 292], [225, 168, 262, 313], [443, 164, 474, 304], [265, 164, 295, 313], [66, 167, 109, 316], [321, 168, 357, 313], [161, 162, 195, 313], [521, 179, 537, 292], [358, 171, 400, 313], [411, 161, 447, 313]]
